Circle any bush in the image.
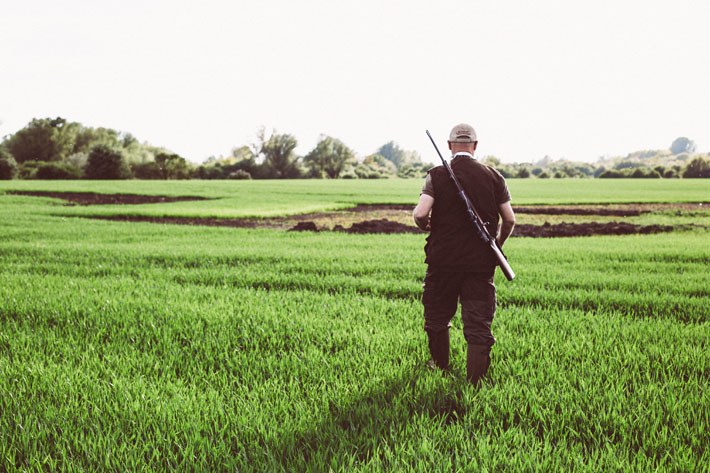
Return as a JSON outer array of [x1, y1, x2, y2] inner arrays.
[[18, 161, 43, 179], [131, 161, 163, 179], [0, 149, 18, 179], [682, 157, 710, 178], [35, 162, 82, 179], [397, 162, 429, 179], [537, 172, 550, 179], [85, 145, 132, 179], [599, 170, 626, 178], [228, 169, 252, 179]]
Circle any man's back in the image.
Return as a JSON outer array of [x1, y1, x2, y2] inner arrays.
[[424, 156, 510, 271]]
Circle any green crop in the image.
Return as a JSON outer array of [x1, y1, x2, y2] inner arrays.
[[1, 183, 709, 472]]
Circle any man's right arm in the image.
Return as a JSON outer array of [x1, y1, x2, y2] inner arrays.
[[497, 201, 515, 248], [413, 194, 434, 231]]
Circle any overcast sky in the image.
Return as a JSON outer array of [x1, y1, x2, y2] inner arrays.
[[2, 0, 709, 164]]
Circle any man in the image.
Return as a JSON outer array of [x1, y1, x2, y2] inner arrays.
[[413, 123, 515, 386]]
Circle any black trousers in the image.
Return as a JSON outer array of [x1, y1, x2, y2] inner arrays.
[[422, 267, 496, 347]]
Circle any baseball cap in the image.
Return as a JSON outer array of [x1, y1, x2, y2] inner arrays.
[[449, 123, 477, 143]]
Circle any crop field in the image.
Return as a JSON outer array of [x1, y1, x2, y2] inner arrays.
[[1, 179, 709, 472]]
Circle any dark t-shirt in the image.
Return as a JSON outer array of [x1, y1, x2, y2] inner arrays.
[[421, 156, 511, 205], [423, 155, 511, 270]]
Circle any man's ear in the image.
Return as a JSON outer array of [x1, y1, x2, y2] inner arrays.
[[473, 142, 478, 151], [447, 141, 453, 150]]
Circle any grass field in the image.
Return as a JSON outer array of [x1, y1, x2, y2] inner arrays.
[[1, 179, 709, 472]]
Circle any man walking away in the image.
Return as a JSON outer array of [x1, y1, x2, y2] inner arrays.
[[413, 123, 515, 386]]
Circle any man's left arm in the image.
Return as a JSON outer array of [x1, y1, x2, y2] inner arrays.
[[413, 194, 434, 231]]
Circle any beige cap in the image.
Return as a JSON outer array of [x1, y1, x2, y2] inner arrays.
[[448, 123, 477, 143]]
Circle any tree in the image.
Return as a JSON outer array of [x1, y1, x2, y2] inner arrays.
[[155, 153, 191, 179], [354, 154, 397, 178], [375, 141, 421, 170], [258, 130, 300, 178], [85, 144, 132, 179], [682, 157, 710, 178], [670, 137, 696, 155], [0, 148, 18, 179], [303, 136, 355, 178], [398, 162, 429, 179], [72, 126, 121, 155], [3, 117, 78, 163]]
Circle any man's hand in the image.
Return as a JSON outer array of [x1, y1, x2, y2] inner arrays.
[[413, 194, 434, 231]]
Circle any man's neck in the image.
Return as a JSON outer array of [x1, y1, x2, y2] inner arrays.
[[452, 152, 475, 160]]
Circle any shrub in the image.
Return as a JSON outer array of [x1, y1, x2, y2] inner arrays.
[[18, 161, 43, 179], [228, 169, 252, 179], [85, 145, 132, 179], [599, 170, 626, 178], [682, 157, 710, 178], [35, 162, 82, 179], [0, 149, 18, 179], [131, 161, 163, 179]]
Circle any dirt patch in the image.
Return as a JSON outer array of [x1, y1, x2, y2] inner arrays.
[[16, 192, 701, 237], [514, 222, 678, 237], [514, 203, 708, 216], [7, 190, 207, 205], [83, 213, 686, 237], [334, 219, 422, 234]]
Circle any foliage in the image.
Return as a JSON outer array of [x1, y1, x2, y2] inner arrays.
[[376, 141, 420, 170], [34, 161, 83, 180], [397, 162, 430, 179], [258, 130, 301, 179], [155, 153, 192, 179], [17, 161, 43, 179], [670, 137, 696, 155], [85, 144, 132, 179], [228, 169, 252, 179], [303, 136, 356, 178], [2, 117, 78, 163], [131, 161, 163, 179], [0, 148, 18, 179], [355, 154, 397, 179], [682, 157, 710, 178]]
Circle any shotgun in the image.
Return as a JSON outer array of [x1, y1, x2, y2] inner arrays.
[[425, 130, 515, 281]]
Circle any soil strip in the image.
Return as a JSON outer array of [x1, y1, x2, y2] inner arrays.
[[85, 215, 683, 238], [7, 191, 705, 237], [7, 190, 207, 205]]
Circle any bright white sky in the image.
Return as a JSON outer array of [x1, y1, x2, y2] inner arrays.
[[2, 0, 709, 164]]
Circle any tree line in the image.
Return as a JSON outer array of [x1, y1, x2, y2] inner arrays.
[[0, 118, 427, 180], [1, 117, 708, 180]]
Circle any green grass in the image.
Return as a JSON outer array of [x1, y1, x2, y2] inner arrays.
[[1, 181, 709, 472], [0, 178, 708, 219]]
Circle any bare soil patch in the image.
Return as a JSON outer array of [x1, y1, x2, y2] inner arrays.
[[514, 222, 678, 237], [7, 190, 207, 205], [10, 191, 703, 237], [513, 203, 708, 216]]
